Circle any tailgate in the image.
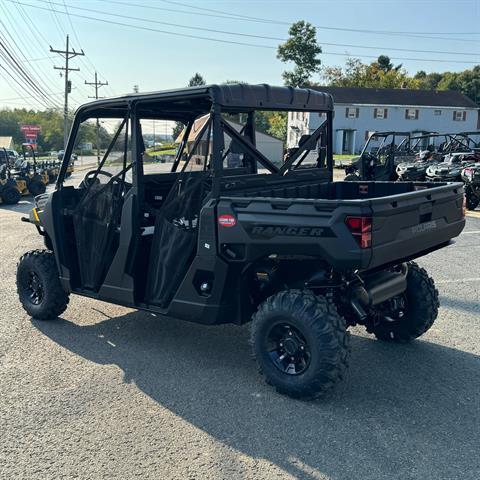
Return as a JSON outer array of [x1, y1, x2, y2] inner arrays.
[[368, 182, 465, 269]]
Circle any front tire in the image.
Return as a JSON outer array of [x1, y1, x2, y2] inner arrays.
[[251, 290, 350, 399], [1, 185, 21, 205], [367, 262, 439, 343], [17, 250, 69, 320]]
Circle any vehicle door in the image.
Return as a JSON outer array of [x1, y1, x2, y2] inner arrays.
[[66, 115, 133, 292]]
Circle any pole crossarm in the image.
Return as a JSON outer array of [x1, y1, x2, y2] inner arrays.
[[50, 35, 85, 149]]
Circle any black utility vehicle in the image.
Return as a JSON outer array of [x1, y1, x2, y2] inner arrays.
[[461, 164, 480, 210], [344, 131, 414, 181], [17, 85, 466, 399]]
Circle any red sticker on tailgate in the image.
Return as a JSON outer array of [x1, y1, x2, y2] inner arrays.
[[218, 214, 237, 227]]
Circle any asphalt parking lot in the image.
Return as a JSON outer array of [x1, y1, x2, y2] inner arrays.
[[0, 177, 479, 479]]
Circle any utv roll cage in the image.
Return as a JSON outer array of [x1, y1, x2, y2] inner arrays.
[[56, 84, 335, 197]]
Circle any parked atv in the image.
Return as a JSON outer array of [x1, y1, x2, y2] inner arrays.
[[461, 164, 480, 210], [16, 84, 465, 400], [0, 155, 22, 205], [11, 145, 48, 197], [396, 150, 437, 182]]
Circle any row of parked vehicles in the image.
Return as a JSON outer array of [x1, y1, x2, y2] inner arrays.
[[344, 130, 480, 210], [0, 146, 74, 205]]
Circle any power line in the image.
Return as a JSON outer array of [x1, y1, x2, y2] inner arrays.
[[36, 0, 480, 57], [0, 90, 69, 101], [0, 38, 58, 108], [0, 64, 53, 109], [104, 0, 480, 42], [10, 0, 480, 65], [7, 0, 111, 101], [59, 0, 116, 97], [0, 2, 62, 106], [12, 0, 96, 103]]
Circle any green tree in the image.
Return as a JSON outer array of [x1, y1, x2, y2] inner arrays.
[[414, 66, 480, 103], [188, 73, 207, 87], [375, 55, 401, 73], [277, 21, 322, 87], [322, 57, 419, 89], [266, 111, 288, 143]]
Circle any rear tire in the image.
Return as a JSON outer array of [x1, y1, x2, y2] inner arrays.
[[251, 290, 350, 399], [17, 250, 69, 320], [344, 174, 359, 181], [28, 180, 46, 196], [367, 262, 439, 343], [1, 185, 21, 205], [466, 191, 479, 211]]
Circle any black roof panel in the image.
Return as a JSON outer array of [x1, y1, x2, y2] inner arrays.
[[77, 84, 334, 117]]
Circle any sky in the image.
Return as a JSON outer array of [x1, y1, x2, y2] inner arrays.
[[0, 0, 479, 111]]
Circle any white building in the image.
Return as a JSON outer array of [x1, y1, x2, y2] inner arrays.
[[288, 87, 479, 154]]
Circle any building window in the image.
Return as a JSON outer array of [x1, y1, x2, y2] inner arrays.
[[346, 107, 359, 119], [405, 108, 419, 120], [374, 108, 388, 119], [434, 109, 442, 116], [453, 111, 466, 121]]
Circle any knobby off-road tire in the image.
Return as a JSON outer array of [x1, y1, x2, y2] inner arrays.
[[17, 250, 69, 320], [28, 179, 46, 197], [368, 262, 439, 343], [1, 185, 21, 205], [466, 190, 479, 211], [251, 290, 350, 400]]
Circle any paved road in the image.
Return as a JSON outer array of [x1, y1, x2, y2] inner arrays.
[[0, 187, 479, 479]]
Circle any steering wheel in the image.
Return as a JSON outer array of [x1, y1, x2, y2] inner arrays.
[[80, 169, 113, 189]]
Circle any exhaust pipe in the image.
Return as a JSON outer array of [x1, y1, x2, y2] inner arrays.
[[350, 264, 408, 318]]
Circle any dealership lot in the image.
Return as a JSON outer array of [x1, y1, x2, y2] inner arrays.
[[0, 186, 479, 480]]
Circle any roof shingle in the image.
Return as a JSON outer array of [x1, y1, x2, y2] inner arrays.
[[312, 86, 478, 108]]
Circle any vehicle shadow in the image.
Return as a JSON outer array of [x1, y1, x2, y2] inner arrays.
[[0, 197, 35, 215], [33, 311, 480, 480]]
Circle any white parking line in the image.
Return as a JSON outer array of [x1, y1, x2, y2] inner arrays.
[[436, 278, 480, 284], [461, 230, 480, 234]]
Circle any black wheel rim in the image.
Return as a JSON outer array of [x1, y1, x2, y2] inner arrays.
[[27, 271, 44, 305], [266, 322, 311, 375], [378, 294, 408, 324]]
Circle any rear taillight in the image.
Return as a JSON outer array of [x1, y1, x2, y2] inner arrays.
[[345, 216, 372, 249], [462, 195, 466, 217]]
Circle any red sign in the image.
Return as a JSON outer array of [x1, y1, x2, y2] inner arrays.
[[20, 124, 40, 146], [20, 125, 41, 135], [218, 214, 237, 228]]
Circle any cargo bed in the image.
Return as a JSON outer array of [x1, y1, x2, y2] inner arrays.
[[216, 179, 465, 271]]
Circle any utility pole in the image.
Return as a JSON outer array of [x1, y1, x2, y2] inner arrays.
[[85, 72, 108, 164], [50, 35, 84, 149]]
